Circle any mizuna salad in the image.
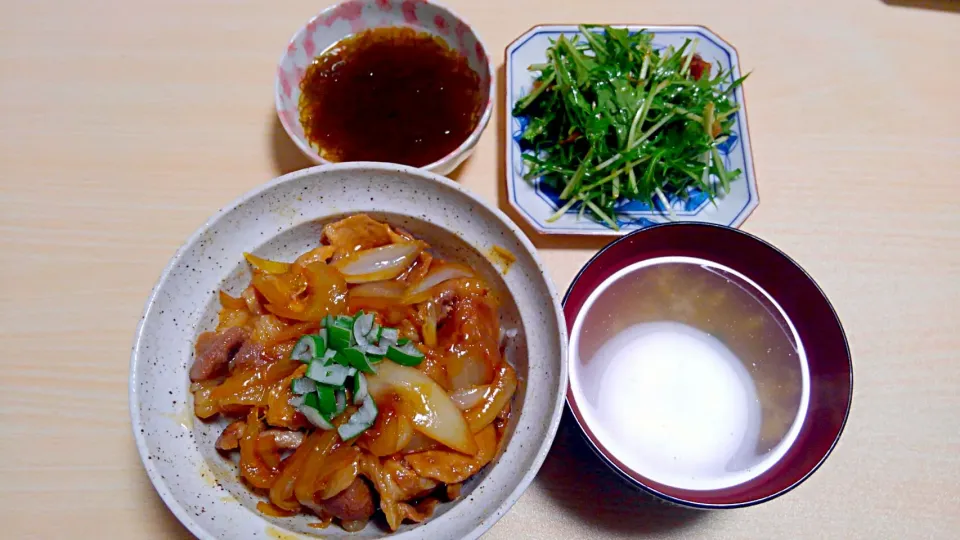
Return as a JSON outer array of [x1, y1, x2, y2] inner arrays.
[[189, 215, 518, 532]]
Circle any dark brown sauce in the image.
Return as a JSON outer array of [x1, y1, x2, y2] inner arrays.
[[298, 27, 483, 167]]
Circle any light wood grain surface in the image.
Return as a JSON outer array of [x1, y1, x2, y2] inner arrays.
[[2, 0, 959, 538]]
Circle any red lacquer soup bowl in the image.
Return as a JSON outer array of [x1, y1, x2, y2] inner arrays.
[[563, 223, 852, 508]]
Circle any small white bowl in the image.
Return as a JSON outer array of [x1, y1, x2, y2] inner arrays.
[[275, 0, 494, 176], [129, 163, 567, 539]]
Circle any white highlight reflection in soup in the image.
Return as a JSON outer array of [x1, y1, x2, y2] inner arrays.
[[570, 257, 810, 491]]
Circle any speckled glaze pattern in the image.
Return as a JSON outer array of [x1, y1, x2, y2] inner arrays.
[[275, 0, 494, 176], [129, 163, 567, 540]]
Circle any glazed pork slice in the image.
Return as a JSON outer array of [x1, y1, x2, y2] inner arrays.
[[189, 327, 249, 381], [319, 478, 375, 522]]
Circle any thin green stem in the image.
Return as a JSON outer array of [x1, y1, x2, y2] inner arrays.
[[514, 71, 556, 113], [680, 38, 699, 76], [558, 148, 594, 200], [595, 113, 676, 172], [627, 81, 668, 147], [546, 197, 579, 222], [585, 200, 619, 230]]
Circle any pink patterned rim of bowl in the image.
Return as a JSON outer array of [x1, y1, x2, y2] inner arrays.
[[275, 0, 494, 177], [563, 223, 853, 508]]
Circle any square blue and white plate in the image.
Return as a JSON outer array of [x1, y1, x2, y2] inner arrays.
[[505, 25, 758, 236]]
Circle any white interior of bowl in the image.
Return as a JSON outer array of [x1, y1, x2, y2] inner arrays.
[[129, 163, 566, 540], [568, 256, 810, 491], [275, 0, 494, 173]]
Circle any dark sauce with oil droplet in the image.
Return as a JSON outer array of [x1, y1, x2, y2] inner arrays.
[[298, 27, 483, 167]]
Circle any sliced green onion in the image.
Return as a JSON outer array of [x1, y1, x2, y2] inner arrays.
[[330, 350, 352, 367], [366, 345, 387, 360], [584, 199, 619, 230], [353, 312, 374, 340], [337, 395, 378, 440], [380, 327, 399, 344], [313, 385, 337, 416], [290, 377, 317, 395], [321, 314, 335, 329], [320, 349, 337, 364], [365, 323, 382, 342], [396, 337, 411, 347], [291, 334, 325, 362], [358, 337, 388, 357], [334, 388, 347, 416], [352, 373, 368, 405], [300, 405, 334, 430], [338, 347, 378, 374], [306, 361, 351, 386], [335, 314, 355, 328], [547, 197, 579, 223], [353, 313, 386, 355], [303, 392, 320, 410], [327, 324, 352, 351], [296, 392, 334, 430], [386, 342, 424, 366]]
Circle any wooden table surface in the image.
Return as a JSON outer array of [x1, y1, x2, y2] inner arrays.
[[3, 0, 959, 538]]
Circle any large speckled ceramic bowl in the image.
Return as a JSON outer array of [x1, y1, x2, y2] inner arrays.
[[129, 163, 567, 539]]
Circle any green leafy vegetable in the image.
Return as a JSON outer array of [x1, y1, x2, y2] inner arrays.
[[512, 25, 748, 230]]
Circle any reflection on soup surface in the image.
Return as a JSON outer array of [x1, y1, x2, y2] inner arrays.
[[572, 257, 808, 490]]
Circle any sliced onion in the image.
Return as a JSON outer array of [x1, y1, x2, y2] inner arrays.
[[333, 242, 422, 284], [399, 431, 440, 454], [405, 424, 497, 483], [464, 363, 517, 433], [367, 361, 478, 456], [242, 286, 264, 315], [421, 300, 438, 347], [259, 429, 306, 450], [219, 290, 246, 310], [450, 385, 490, 411], [387, 225, 415, 244], [243, 252, 292, 274], [293, 245, 336, 269], [402, 263, 473, 304], [348, 280, 407, 299], [268, 434, 312, 511], [499, 327, 519, 347], [315, 446, 361, 500], [294, 430, 339, 509], [362, 404, 414, 457], [448, 351, 492, 390]]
